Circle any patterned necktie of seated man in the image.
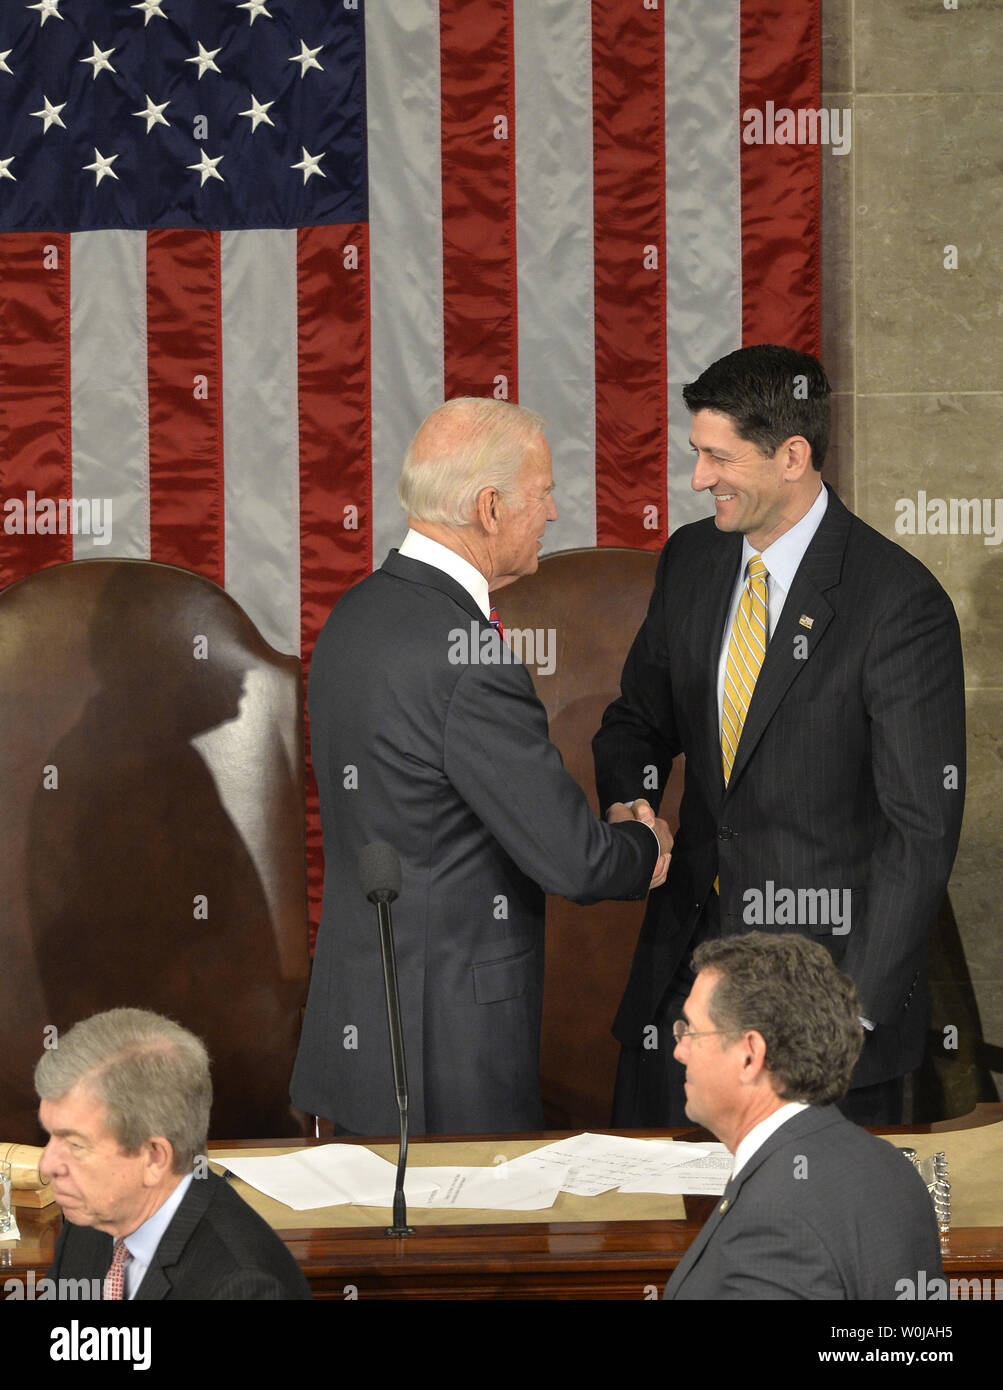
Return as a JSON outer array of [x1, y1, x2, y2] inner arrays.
[[103, 1237, 131, 1300]]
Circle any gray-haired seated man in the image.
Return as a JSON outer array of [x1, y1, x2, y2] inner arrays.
[[664, 934, 942, 1300], [37, 1008, 312, 1300]]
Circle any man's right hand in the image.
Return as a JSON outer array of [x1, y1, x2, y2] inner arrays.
[[608, 799, 672, 891]]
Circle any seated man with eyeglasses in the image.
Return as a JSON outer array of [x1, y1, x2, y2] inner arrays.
[[664, 933, 942, 1300]]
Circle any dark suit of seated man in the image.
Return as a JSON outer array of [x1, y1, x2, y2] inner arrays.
[[664, 935, 942, 1300], [36, 1008, 312, 1301]]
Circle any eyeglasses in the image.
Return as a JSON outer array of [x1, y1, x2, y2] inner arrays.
[[672, 1019, 731, 1045]]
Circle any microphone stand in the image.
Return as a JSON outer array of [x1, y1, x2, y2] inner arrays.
[[373, 891, 415, 1237]]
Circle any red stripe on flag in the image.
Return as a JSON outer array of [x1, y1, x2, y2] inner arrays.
[[591, 0, 668, 550], [0, 234, 73, 586], [146, 229, 225, 586], [739, 0, 821, 353], [439, 0, 518, 402], [297, 223, 372, 943]]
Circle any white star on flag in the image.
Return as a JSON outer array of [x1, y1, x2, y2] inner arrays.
[[27, 0, 64, 25], [80, 43, 117, 79], [187, 148, 224, 186], [83, 148, 119, 185], [0, 50, 14, 75], [133, 95, 170, 133], [186, 43, 222, 80], [289, 40, 324, 78], [131, 0, 167, 23], [239, 95, 275, 132], [0, 155, 16, 181], [237, 0, 272, 23], [30, 96, 67, 133], [291, 147, 326, 184]]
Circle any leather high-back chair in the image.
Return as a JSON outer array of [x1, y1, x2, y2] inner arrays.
[[0, 560, 310, 1142], [502, 547, 683, 1127]]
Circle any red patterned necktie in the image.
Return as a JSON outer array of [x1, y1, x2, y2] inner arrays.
[[103, 1238, 131, 1301], [488, 604, 505, 639]]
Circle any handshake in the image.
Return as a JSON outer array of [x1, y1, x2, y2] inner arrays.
[[607, 799, 673, 893]]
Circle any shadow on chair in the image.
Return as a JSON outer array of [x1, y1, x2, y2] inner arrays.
[[0, 559, 309, 1143]]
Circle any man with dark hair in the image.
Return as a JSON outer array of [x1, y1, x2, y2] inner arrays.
[[37, 1009, 312, 1300], [681, 342, 833, 469], [664, 934, 942, 1300], [595, 344, 966, 1127]]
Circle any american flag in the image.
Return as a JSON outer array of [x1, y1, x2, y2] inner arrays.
[[0, 0, 820, 929]]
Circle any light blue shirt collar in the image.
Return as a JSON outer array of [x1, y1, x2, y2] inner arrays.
[[122, 1171, 194, 1298], [744, 482, 828, 593]]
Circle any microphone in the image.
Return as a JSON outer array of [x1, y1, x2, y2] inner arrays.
[[358, 840, 402, 904], [357, 842, 413, 1237]]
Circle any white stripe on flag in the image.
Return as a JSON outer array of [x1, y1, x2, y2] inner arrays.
[[221, 229, 301, 656], [514, 0, 597, 552], [70, 229, 150, 561], [664, 0, 743, 530], [366, 1, 445, 569]]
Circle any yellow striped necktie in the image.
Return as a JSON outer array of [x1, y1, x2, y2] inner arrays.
[[721, 554, 769, 786]]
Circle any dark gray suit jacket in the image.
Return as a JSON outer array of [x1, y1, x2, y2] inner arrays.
[[47, 1170, 312, 1300], [594, 487, 966, 1086], [664, 1105, 943, 1299], [291, 550, 657, 1135]]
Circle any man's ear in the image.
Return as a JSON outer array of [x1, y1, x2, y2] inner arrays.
[[475, 485, 502, 533], [778, 435, 812, 482], [738, 1029, 770, 1084], [141, 1135, 176, 1186]]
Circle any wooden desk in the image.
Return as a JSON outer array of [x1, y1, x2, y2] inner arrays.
[[6, 1113, 1002, 1300]]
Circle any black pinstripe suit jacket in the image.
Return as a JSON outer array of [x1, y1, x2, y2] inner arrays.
[[47, 1170, 312, 1300], [663, 1105, 943, 1299], [594, 486, 966, 1085]]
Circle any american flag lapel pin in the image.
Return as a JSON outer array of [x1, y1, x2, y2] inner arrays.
[[799, 615, 814, 629]]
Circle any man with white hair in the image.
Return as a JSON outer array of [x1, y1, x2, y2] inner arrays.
[[292, 398, 671, 1135], [37, 1008, 312, 1300]]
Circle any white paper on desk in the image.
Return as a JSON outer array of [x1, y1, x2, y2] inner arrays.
[[214, 1146, 566, 1211], [217, 1145, 438, 1210], [402, 1164, 569, 1211], [618, 1143, 733, 1195], [499, 1132, 712, 1197], [351, 1164, 565, 1210]]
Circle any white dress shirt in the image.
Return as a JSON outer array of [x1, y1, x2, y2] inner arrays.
[[730, 1102, 810, 1182], [398, 529, 492, 619]]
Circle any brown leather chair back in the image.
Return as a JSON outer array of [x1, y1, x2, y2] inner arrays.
[[502, 547, 683, 1127], [0, 560, 309, 1142]]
